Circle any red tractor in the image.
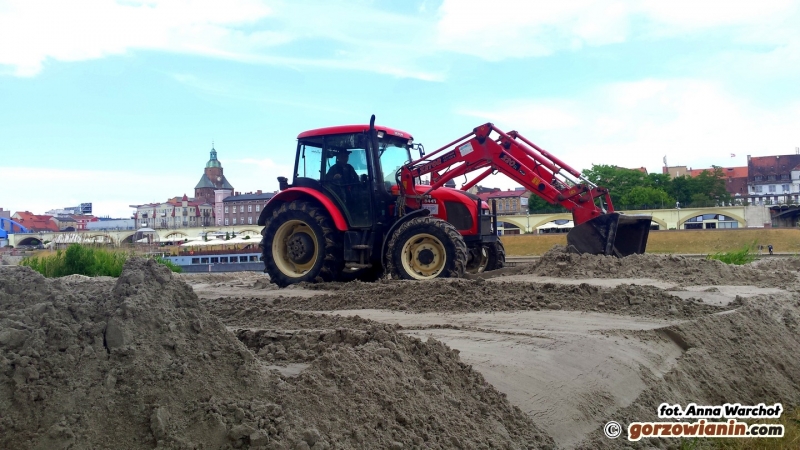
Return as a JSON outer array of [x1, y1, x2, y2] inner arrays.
[[258, 116, 651, 286]]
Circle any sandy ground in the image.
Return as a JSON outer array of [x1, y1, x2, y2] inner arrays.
[[3, 248, 800, 449], [184, 257, 797, 449]]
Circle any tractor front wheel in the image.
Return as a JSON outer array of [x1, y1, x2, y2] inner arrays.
[[485, 240, 506, 271], [261, 201, 342, 287], [386, 216, 467, 280]]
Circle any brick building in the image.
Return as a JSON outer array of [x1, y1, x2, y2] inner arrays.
[[221, 191, 275, 227], [132, 195, 214, 229], [747, 154, 800, 205], [477, 188, 531, 214], [194, 145, 234, 204]]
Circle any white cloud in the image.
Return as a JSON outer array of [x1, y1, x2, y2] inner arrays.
[[0, 0, 444, 80], [434, 0, 800, 60], [0, 166, 196, 218], [0, 0, 278, 76], [457, 78, 800, 177]]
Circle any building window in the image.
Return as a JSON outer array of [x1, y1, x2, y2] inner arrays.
[[769, 185, 776, 193], [224, 218, 229, 225], [233, 217, 237, 224], [248, 217, 252, 224], [782, 184, 790, 192], [240, 205, 244, 212], [755, 186, 763, 193], [255, 205, 260, 212], [224, 206, 229, 213], [248, 205, 252, 213]]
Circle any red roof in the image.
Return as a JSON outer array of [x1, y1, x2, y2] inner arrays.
[[688, 166, 748, 178], [748, 155, 800, 180], [12, 211, 59, 232], [477, 189, 531, 201], [298, 124, 413, 140]]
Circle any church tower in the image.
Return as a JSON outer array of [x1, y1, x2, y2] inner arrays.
[[194, 144, 234, 204]]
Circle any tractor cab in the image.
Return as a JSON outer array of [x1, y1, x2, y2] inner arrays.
[[293, 125, 415, 229]]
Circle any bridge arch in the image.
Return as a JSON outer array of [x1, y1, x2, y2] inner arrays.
[[164, 231, 190, 240], [678, 209, 745, 228]]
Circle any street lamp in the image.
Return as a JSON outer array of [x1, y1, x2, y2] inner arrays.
[[526, 212, 531, 234]]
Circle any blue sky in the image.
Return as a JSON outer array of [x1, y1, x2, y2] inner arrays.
[[1, 0, 799, 218]]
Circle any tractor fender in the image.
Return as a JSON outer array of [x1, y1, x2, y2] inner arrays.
[[257, 187, 349, 231], [380, 208, 431, 264]]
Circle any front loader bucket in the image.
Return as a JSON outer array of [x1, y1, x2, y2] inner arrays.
[[566, 213, 651, 257]]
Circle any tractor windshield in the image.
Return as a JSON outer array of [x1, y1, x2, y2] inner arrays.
[[378, 135, 412, 185]]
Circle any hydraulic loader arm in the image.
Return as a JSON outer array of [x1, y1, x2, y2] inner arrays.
[[398, 123, 613, 225]]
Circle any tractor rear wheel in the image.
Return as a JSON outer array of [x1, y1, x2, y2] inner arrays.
[[485, 240, 506, 271], [261, 201, 342, 287], [386, 216, 467, 280]]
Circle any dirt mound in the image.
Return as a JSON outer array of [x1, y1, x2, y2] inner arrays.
[[200, 297, 380, 330], [577, 293, 800, 448], [497, 246, 800, 288], [0, 261, 554, 449], [270, 278, 730, 319]]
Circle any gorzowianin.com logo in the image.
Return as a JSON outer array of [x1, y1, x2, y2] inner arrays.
[[605, 402, 785, 441]]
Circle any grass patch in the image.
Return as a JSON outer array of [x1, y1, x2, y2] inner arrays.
[[706, 244, 757, 265], [20, 244, 181, 277], [500, 229, 800, 256]]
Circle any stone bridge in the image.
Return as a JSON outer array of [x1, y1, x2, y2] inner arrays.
[[497, 206, 748, 234], [7, 206, 752, 246], [8, 226, 263, 248]]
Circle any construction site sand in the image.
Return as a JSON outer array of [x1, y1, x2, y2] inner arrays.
[[190, 248, 800, 449], [0, 260, 552, 450], [2, 248, 800, 449]]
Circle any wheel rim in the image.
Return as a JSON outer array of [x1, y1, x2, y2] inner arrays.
[[272, 219, 318, 277], [400, 233, 446, 279], [470, 246, 489, 273]]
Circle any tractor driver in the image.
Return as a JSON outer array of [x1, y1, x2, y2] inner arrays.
[[326, 150, 359, 183]]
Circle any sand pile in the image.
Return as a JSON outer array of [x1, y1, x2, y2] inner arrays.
[[0, 261, 554, 449], [577, 292, 800, 448], [256, 279, 730, 319], [499, 246, 800, 288]]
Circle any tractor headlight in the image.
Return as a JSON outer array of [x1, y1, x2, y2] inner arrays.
[[377, 131, 385, 138]]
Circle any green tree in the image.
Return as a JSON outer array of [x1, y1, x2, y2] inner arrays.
[[689, 193, 713, 207], [620, 186, 675, 208], [667, 176, 692, 207], [528, 193, 567, 213], [582, 165, 650, 206], [689, 167, 732, 205]]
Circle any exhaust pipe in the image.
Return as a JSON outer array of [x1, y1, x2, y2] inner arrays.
[[566, 213, 651, 257]]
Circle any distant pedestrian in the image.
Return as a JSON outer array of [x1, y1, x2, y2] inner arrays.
[[768, 244, 774, 255], [758, 244, 763, 255]]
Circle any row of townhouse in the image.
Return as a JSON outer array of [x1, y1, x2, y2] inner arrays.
[[131, 191, 275, 230]]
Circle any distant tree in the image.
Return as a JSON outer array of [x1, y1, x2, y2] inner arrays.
[[225, 231, 230, 240], [689, 167, 732, 205], [528, 194, 567, 213], [646, 173, 672, 190], [689, 193, 713, 207], [583, 165, 649, 206], [667, 176, 692, 207], [620, 186, 675, 208]]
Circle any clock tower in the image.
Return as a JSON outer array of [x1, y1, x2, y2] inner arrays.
[[194, 144, 234, 204]]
